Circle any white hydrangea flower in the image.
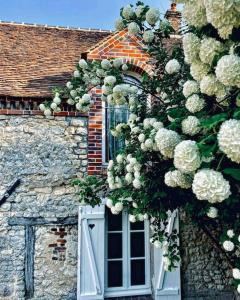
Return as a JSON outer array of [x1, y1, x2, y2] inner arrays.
[[125, 173, 133, 184], [50, 103, 58, 110], [70, 90, 77, 98], [155, 128, 181, 158], [122, 64, 128, 71], [143, 30, 155, 43], [106, 199, 113, 208], [183, 80, 200, 98], [199, 37, 224, 65], [122, 4, 134, 20], [163, 257, 171, 271], [185, 94, 206, 113], [96, 68, 106, 78], [182, 116, 201, 136], [192, 169, 231, 203], [66, 81, 73, 89], [227, 229, 235, 238], [116, 154, 124, 164], [204, 0, 239, 39], [154, 240, 161, 248], [153, 121, 163, 130], [102, 85, 112, 95], [238, 284, 240, 294], [101, 59, 112, 70], [82, 94, 91, 103], [113, 58, 123, 68], [146, 8, 160, 25], [79, 59, 88, 69], [223, 240, 235, 252], [200, 74, 226, 97], [190, 61, 210, 81], [115, 18, 125, 31], [183, 33, 201, 64], [53, 96, 61, 105], [115, 202, 123, 212], [73, 70, 80, 78], [215, 55, 240, 87], [145, 138, 154, 149], [44, 109, 52, 117], [165, 59, 181, 74], [129, 214, 137, 223], [233, 268, 240, 280], [39, 103, 46, 111], [218, 119, 240, 163], [182, 0, 207, 28], [133, 178, 142, 189], [138, 214, 144, 221], [174, 140, 201, 174], [135, 5, 145, 17], [207, 207, 218, 218], [164, 170, 192, 189], [138, 133, 145, 143], [104, 76, 117, 86], [111, 206, 120, 215], [128, 22, 140, 34]]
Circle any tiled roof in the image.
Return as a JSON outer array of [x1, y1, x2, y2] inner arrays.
[[0, 22, 112, 98]]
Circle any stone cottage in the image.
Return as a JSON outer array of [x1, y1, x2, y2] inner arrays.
[[0, 3, 237, 300]]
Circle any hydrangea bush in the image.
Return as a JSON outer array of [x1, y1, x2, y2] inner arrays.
[[41, 0, 240, 293]]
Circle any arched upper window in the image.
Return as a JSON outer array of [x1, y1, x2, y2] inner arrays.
[[104, 74, 141, 162]]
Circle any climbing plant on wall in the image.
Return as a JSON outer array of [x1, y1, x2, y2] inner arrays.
[[41, 0, 240, 293]]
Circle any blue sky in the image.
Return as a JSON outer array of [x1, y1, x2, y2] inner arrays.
[[0, 0, 176, 30]]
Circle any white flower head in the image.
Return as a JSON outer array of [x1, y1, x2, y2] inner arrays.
[[128, 22, 140, 34], [106, 199, 113, 208], [115, 202, 123, 212], [155, 128, 181, 158], [183, 33, 201, 64], [135, 5, 145, 17], [39, 103, 46, 111], [218, 119, 240, 163], [111, 206, 120, 215], [164, 170, 192, 189], [101, 59, 112, 70], [115, 18, 125, 31], [82, 94, 91, 103], [133, 178, 142, 189], [116, 154, 124, 164], [113, 58, 123, 68], [143, 30, 155, 43], [227, 229, 235, 238], [104, 76, 116, 86], [223, 240, 234, 252], [165, 59, 181, 74], [129, 214, 136, 223], [44, 109, 52, 117], [138, 133, 145, 143], [238, 284, 240, 294], [200, 74, 226, 97], [73, 70, 80, 78], [216, 55, 240, 87], [174, 140, 201, 173], [185, 94, 206, 113], [154, 240, 161, 248], [190, 61, 210, 81], [233, 268, 240, 280], [125, 173, 133, 184], [192, 169, 231, 203], [146, 7, 160, 26], [182, 116, 201, 136], [182, 0, 207, 28], [183, 80, 200, 98], [79, 59, 88, 69], [207, 207, 218, 218], [199, 37, 224, 65], [122, 5, 135, 20]]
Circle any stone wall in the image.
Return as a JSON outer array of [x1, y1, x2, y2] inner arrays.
[[180, 213, 239, 300], [0, 115, 88, 300]]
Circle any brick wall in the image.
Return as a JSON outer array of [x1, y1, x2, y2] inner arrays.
[[87, 29, 152, 175]]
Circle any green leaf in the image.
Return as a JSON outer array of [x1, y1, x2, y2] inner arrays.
[[223, 168, 240, 181], [201, 113, 228, 129]]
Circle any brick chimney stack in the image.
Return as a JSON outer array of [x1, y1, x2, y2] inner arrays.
[[164, 2, 181, 34]]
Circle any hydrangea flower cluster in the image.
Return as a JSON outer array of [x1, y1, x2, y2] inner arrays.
[[192, 169, 231, 203]]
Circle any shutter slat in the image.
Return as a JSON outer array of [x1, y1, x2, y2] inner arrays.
[[78, 205, 105, 300]]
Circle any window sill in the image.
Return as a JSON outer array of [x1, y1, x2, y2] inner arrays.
[[104, 288, 152, 298]]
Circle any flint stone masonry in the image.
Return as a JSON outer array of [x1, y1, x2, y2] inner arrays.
[[180, 213, 239, 299], [0, 115, 87, 299]]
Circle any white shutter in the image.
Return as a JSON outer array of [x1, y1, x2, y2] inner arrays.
[[153, 210, 181, 300], [77, 205, 105, 300]]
